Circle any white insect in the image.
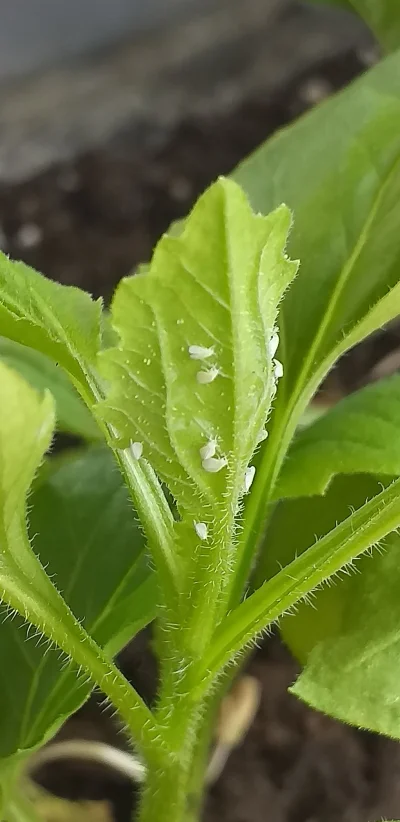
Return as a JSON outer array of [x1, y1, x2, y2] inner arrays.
[[199, 439, 217, 461], [188, 344, 214, 360], [273, 359, 284, 380], [202, 457, 227, 474], [269, 331, 279, 359], [197, 366, 219, 384], [258, 428, 269, 442], [130, 442, 143, 460], [243, 465, 256, 493], [194, 521, 208, 540]]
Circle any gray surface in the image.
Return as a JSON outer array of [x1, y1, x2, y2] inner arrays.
[[0, 0, 211, 78], [0, 0, 371, 183]]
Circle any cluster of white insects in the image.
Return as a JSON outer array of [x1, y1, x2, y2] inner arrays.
[[129, 329, 283, 544], [190, 331, 283, 542]]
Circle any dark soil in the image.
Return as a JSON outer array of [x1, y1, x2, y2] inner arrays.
[[9, 46, 400, 822]]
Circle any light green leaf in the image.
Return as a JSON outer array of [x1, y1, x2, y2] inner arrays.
[[0, 362, 159, 770], [291, 529, 400, 738], [0, 447, 156, 762], [98, 177, 297, 648], [310, 0, 400, 53], [275, 376, 400, 499], [0, 255, 102, 388], [0, 338, 101, 441], [100, 178, 296, 513], [0, 256, 173, 623], [232, 49, 400, 599]]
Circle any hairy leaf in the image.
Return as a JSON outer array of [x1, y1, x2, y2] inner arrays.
[[260, 474, 400, 739], [200, 474, 400, 687], [291, 530, 400, 738], [0, 446, 156, 761], [98, 178, 297, 648], [0, 364, 157, 765], [257, 473, 384, 585], [0, 255, 102, 387], [100, 178, 296, 515], [310, 0, 400, 52], [0, 338, 100, 441], [275, 376, 400, 499], [0, 258, 173, 619]]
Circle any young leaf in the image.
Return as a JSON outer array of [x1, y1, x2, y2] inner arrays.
[[233, 49, 400, 597], [275, 375, 400, 499], [0, 447, 156, 762], [291, 530, 400, 738], [0, 338, 101, 441], [98, 177, 298, 649], [310, 0, 400, 53], [0, 255, 102, 388]]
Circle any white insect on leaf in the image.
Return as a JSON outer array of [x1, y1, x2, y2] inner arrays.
[[188, 344, 214, 361], [130, 441, 143, 460], [199, 439, 217, 461], [202, 457, 227, 474], [258, 428, 269, 443], [194, 521, 208, 540], [269, 330, 279, 359], [197, 366, 219, 384], [243, 465, 256, 493], [273, 359, 284, 380]]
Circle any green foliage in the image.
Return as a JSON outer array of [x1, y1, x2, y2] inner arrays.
[[199, 474, 400, 688], [99, 178, 297, 650], [235, 48, 400, 453], [0, 255, 102, 389], [2, 39, 400, 819], [230, 48, 400, 606], [0, 447, 155, 763], [275, 376, 400, 499], [100, 179, 296, 513], [0, 338, 101, 440], [291, 531, 400, 737], [310, 0, 400, 53]]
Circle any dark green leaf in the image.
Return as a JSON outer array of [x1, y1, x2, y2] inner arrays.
[[235, 52, 400, 420], [275, 376, 400, 499], [233, 49, 400, 600], [0, 447, 156, 761]]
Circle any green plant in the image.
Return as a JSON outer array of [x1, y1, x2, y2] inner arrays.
[[2, 6, 400, 821]]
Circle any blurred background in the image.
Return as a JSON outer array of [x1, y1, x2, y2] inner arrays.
[[0, 0, 373, 302], [2, 3, 398, 822]]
